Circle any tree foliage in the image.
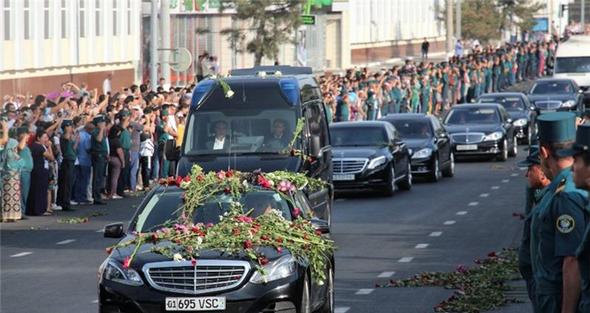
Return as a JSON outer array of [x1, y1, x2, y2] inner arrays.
[[461, 0, 503, 42], [214, 0, 304, 66], [498, 0, 545, 33]]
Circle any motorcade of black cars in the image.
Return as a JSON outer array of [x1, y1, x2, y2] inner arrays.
[[380, 114, 454, 182], [443, 103, 518, 161], [99, 185, 334, 313], [176, 66, 333, 226], [477, 92, 536, 145], [329, 121, 412, 195], [527, 78, 584, 114]]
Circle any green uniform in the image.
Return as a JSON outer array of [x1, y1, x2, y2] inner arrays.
[[91, 128, 108, 202], [530, 168, 588, 312], [411, 83, 421, 113], [391, 88, 403, 114]]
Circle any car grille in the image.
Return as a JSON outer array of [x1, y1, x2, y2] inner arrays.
[[143, 260, 250, 295], [534, 100, 561, 110], [451, 133, 485, 144], [332, 158, 368, 174]]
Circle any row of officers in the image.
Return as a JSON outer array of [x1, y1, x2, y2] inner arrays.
[[518, 112, 590, 313]]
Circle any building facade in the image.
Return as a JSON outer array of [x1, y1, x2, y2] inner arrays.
[[0, 0, 142, 96]]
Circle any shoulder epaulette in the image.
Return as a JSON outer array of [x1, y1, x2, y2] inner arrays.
[[555, 178, 567, 195]]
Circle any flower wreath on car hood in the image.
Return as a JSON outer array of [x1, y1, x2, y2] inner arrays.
[[110, 165, 335, 284]]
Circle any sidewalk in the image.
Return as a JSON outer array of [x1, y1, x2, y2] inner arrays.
[[490, 279, 533, 313]]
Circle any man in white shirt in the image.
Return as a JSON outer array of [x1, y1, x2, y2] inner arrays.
[[102, 73, 112, 95], [208, 121, 229, 151]]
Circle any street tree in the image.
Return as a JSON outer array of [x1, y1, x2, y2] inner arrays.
[[460, 0, 503, 43], [498, 0, 545, 34]]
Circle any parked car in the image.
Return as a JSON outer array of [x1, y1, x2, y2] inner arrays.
[[443, 103, 517, 162], [477, 92, 536, 145], [99, 186, 334, 313], [527, 78, 584, 114], [380, 113, 454, 182], [329, 121, 412, 196]]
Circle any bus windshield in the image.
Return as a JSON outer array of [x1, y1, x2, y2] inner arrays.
[[555, 57, 590, 74]]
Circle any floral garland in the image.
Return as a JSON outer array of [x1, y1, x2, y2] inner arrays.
[[110, 165, 335, 284]]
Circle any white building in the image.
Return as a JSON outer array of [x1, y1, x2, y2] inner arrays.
[[0, 0, 142, 96]]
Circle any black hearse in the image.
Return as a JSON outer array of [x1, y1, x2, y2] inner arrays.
[[176, 66, 333, 225]]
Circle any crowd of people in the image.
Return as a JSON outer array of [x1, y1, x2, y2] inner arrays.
[[319, 38, 557, 122]]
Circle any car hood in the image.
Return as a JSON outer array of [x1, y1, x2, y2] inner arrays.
[[444, 124, 502, 134], [505, 110, 528, 120], [331, 146, 383, 159], [528, 94, 576, 102], [177, 155, 302, 177], [402, 138, 433, 150]]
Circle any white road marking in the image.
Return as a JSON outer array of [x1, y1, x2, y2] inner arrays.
[[335, 308, 350, 313], [491, 186, 500, 190], [355, 288, 374, 295], [444, 220, 456, 225], [429, 231, 443, 237], [91, 300, 99, 304], [511, 173, 519, 177], [96, 229, 104, 233], [480, 193, 490, 197], [377, 271, 395, 278], [398, 257, 414, 263], [502, 179, 510, 183], [56, 239, 76, 245], [456, 211, 468, 216], [468, 201, 479, 206], [10, 252, 32, 258], [415, 243, 429, 249]]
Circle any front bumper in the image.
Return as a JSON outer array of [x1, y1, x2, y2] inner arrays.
[[410, 157, 433, 174], [333, 165, 389, 190], [99, 270, 305, 313], [452, 140, 503, 156], [514, 125, 527, 139]]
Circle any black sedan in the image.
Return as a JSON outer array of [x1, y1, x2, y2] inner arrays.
[[99, 187, 334, 313], [443, 103, 517, 162], [380, 114, 454, 182], [330, 121, 412, 196], [477, 92, 536, 145], [527, 78, 584, 114]]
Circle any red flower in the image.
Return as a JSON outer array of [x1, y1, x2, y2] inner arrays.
[[105, 247, 113, 255], [224, 187, 231, 194], [257, 175, 272, 189], [276, 247, 283, 253], [191, 225, 201, 233], [158, 178, 167, 185], [258, 256, 269, 266], [243, 240, 253, 249], [290, 149, 296, 156], [216, 170, 226, 180], [122, 256, 132, 269], [261, 235, 270, 241], [167, 176, 176, 185], [196, 174, 205, 181], [183, 175, 191, 182], [206, 223, 214, 228], [275, 237, 283, 244], [225, 170, 234, 178], [487, 251, 497, 258], [292, 207, 301, 218], [232, 228, 241, 236], [315, 230, 322, 236], [151, 233, 159, 243], [236, 215, 254, 224], [191, 259, 197, 267], [175, 176, 183, 186]]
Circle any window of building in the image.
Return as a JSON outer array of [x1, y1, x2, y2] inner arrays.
[[61, 0, 67, 38], [112, 0, 117, 36], [24, 0, 30, 40], [95, 0, 100, 36], [127, 0, 131, 35], [3, 0, 10, 40], [79, 0, 85, 37], [43, 0, 51, 39]]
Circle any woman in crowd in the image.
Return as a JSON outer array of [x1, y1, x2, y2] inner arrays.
[[26, 129, 54, 216], [108, 124, 125, 199], [17, 127, 33, 215], [1, 122, 24, 222]]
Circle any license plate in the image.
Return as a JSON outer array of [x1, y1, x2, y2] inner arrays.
[[456, 144, 478, 151], [165, 297, 226, 311], [540, 109, 556, 113], [333, 174, 354, 181]]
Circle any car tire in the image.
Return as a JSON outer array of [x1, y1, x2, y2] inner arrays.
[[397, 160, 412, 191], [497, 139, 508, 162], [508, 136, 518, 157], [382, 164, 396, 196], [442, 152, 455, 178], [429, 155, 441, 182], [299, 274, 312, 313], [318, 265, 335, 313]]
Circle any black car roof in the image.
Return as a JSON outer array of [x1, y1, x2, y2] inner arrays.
[[381, 113, 430, 120], [479, 92, 524, 97], [329, 121, 391, 128], [450, 103, 503, 110], [533, 78, 576, 83]]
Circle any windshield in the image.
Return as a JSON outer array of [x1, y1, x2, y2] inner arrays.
[[389, 119, 433, 139], [479, 96, 525, 111], [444, 108, 500, 125], [530, 81, 575, 95], [555, 57, 590, 74], [133, 190, 293, 232], [330, 126, 387, 146], [184, 109, 298, 155]]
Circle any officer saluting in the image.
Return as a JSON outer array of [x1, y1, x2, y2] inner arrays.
[[555, 123, 590, 312], [531, 112, 588, 313], [91, 114, 108, 205]]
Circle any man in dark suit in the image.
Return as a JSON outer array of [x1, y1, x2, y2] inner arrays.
[[263, 119, 290, 150], [207, 120, 230, 151]]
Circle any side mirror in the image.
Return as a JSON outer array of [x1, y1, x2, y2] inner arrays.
[[104, 223, 125, 238], [310, 135, 322, 158], [311, 218, 330, 234], [506, 118, 513, 124]]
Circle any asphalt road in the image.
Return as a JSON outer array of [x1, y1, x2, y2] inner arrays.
[[0, 149, 532, 313]]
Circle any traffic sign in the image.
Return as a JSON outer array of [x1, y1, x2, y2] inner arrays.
[[301, 15, 316, 25], [170, 48, 193, 72]]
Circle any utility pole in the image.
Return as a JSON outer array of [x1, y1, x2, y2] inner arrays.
[[446, 0, 454, 56], [455, 0, 461, 40], [161, 0, 171, 86], [582, 0, 586, 32], [150, 0, 158, 91]]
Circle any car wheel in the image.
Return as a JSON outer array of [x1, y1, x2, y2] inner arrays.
[[442, 152, 455, 177], [383, 164, 396, 196], [319, 265, 335, 313], [397, 160, 412, 191], [299, 274, 312, 313], [508, 136, 518, 157], [497, 139, 508, 162], [526, 127, 532, 146], [429, 155, 441, 182]]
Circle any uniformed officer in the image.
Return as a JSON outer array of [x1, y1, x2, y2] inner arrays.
[[90, 115, 108, 205], [556, 124, 590, 313], [531, 112, 588, 313], [56, 120, 76, 211], [517, 146, 551, 308]]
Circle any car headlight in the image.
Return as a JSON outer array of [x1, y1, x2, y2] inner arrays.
[[367, 156, 387, 169], [250, 255, 297, 284], [562, 100, 577, 108], [483, 131, 503, 141], [412, 148, 432, 159], [99, 259, 144, 286], [513, 118, 527, 127]]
